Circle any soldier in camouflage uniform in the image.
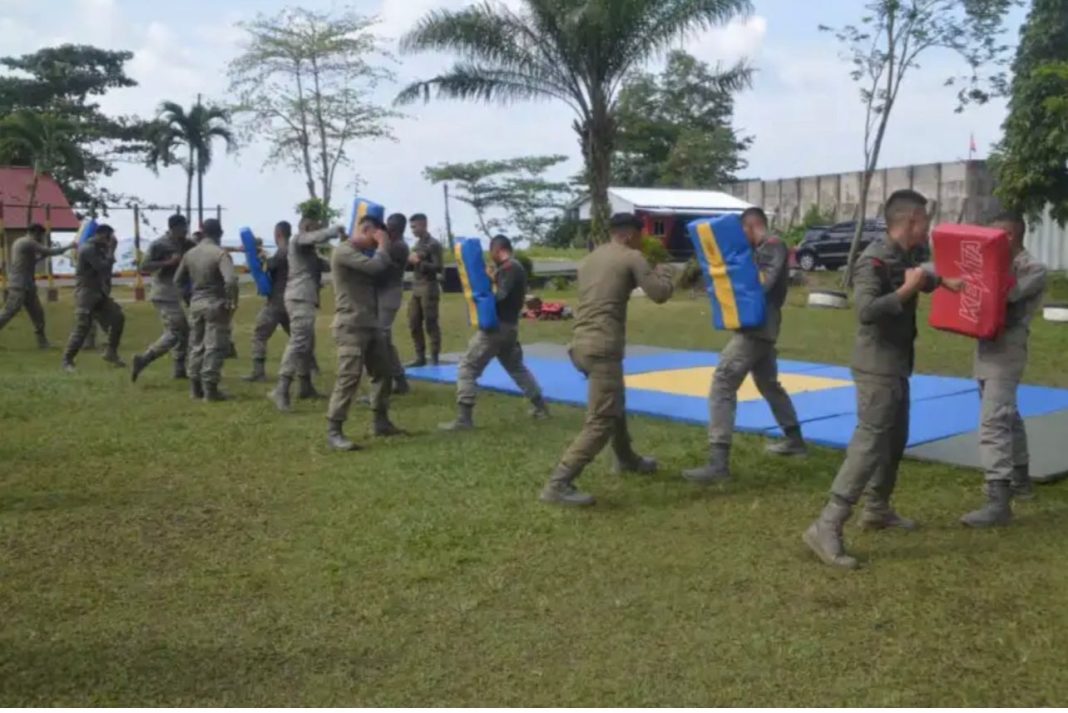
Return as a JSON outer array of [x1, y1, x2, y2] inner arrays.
[[406, 213, 444, 367], [0, 224, 75, 348], [961, 212, 1048, 528], [542, 213, 675, 507], [61, 224, 126, 371], [683, 207, 806, 484], [269, 218, 345, 412], [804, 190, 962, 569], [326, 215, 402, 450], [243, 222, 293, 383], [369, 213, 412, 398], [174, 219, 239, 402], [131, 214, 195, 382], [440, 235, 549, 431]]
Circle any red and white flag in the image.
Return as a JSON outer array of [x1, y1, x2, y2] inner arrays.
[[969, 133, 978, 157]]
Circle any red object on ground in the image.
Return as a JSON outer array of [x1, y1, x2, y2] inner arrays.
[[929, 224, 1015, 340], [0, 166, 80, 230]]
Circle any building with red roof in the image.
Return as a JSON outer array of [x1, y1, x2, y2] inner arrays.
[[0, 165, 81, 232]]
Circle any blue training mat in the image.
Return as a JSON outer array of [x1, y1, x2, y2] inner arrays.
[[76, 218, 98, 246], [240, 227, 272, 297]]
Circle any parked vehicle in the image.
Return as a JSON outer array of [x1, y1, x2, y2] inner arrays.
[[795, 220, 887, 271]]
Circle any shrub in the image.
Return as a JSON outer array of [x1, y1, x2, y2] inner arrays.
[[640, 237, 670, 265], [513, 250, 535, 279], [677, 257, 704, 291]]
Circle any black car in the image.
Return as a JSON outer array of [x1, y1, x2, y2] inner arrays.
[[795, 220, 887, 271]]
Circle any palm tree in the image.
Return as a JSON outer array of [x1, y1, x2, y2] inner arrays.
[[0, 111, 84, 225], [150, 99, 236, 225], [395, 0, 752, 242]]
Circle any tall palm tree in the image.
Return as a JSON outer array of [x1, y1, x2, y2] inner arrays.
[[0, 111, 84, 225], [395, 0, 752, 242], [150, 99, 236, 225]]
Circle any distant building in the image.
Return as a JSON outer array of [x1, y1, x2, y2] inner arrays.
[[569, 187, 753, 257], [0, 166, 81, 285]]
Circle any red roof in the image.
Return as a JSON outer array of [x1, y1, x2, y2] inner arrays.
[[0, 166, 80, 231]]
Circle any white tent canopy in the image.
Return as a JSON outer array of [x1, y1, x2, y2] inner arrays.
[[572, 187, 753, 220]]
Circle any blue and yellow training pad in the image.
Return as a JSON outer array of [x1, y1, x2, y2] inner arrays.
[[406, 345, 1068, 451]]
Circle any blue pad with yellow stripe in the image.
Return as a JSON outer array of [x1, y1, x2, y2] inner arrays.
[[688, 215, 765, 330], [76, 218, 98, 246], [455, 238, 498, 330], [348, 197, 386, 240], [240, 227, 272, 297]]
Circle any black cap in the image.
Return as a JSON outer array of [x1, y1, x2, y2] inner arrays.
[[609, 212, 643, 230]]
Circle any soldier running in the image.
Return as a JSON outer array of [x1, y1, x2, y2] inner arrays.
[[439, 235, 549, 431], [61, 224, 125, 372], [960, 211, 1048, 527], [803, 189, 961, 569], [131, 214, 195, 382], [243, 222, 293, 383], [682, 207, 806, 484], [174, 219, 239, 402], [406, 213, 444, 367], [326, 215, 402, 451], [541, 213, 675, 507], [0, 223, 75, 348]]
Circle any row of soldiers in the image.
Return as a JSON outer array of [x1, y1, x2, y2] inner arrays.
[[0, 189, 1048, 569]]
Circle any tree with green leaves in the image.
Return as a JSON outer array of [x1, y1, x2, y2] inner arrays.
[[395, 0, 752, 243], [0, 44, 152, 205], [424, 155, 571, 242], [147, 100, 236, 225], [614, 50, 752, 189], [823, 0, 1018, 285], [0, 112, 83, 224], [228, 7, 398, 213], [990, 0, 1068, 225]]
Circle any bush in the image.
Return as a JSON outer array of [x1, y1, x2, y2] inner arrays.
[[513, 250, 535, 279], [296, 198, 339, 223], [677, 257, 704, 291], [782, 205, 836, 246], [543, 217, 588, 249], [550, 275, 571, 291], [640, 237, 670, 265]]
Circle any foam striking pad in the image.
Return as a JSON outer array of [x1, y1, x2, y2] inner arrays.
[[688, 214, 766, 330], [240, 227, 272, 297], [76, 218, 98, 246], [929, 224, 1014, 340], [455, 238, 498, 331], [348, 197, 386, 241]]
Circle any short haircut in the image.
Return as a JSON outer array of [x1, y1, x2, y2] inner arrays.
[[28, 223, 45, 235], [409, 213, 428, 223], [202, 218, 223, 239], [609, 212, 642, 231], [168, 214, 187, 229], [741, 207, 768, 227], [490, 234, 512, 252], [387, 213, 407, 233], [275, 220, 292, 238], [96, 223, 115, 236], [884, 189, 928, 228], [360, 215, 386, 231], [990, 210, 1027, 238]]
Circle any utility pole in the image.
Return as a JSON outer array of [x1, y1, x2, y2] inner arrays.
[[443, 183, 454, 249]]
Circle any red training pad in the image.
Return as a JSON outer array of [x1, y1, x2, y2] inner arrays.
[[929, 224, 1015, 340]]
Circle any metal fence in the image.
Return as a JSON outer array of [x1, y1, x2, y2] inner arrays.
[[1026, 206, 1068, 272]]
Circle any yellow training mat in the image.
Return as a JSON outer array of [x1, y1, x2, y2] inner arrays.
[[624, 366, 852, 402]]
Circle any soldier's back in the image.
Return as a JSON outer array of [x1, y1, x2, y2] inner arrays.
[[573, 243, 639, 358], [9, 236, 37, 288], [185, 242, 227, 303]]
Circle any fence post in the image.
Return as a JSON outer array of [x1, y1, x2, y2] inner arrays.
[[133, 204, 145, 301], [45, 204, 59, 302], [0, 200, 7, 298]]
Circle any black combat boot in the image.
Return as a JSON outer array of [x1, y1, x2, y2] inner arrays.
[[297, 374, 325, 400], [131, 354, 148, 383], [766, 426, 808, 456], [406, 354, 428, 369], [242, 358, 266, 383], [539, 464, 596, 507], [439, 404, 474, 431], [102, 349, 126, 368], [327, 420, 360, 452], [681, 444, 731, 484], [961, 480, 1013, 528], [373, 411, 406, 437], [269, 376, 292, 412], [392, 374, 411, 396], [203, 382, 229, 402], [1011, 464, 1034, 501], [529, 397, 551, 420], [173, 358, 188, 380], [190, 379, 204, 400], [614, 453, 658, 475]]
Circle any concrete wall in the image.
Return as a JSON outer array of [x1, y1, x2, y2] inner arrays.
[[725, 160, 1000, 229]]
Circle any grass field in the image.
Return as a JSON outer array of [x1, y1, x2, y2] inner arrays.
[[2, 275, 1068, 706]]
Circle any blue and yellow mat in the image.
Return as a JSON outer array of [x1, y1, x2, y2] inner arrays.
[[407, 344, 1068, 463]]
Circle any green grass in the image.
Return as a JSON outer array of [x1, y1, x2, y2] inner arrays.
[[2, 278, 1068, 706]]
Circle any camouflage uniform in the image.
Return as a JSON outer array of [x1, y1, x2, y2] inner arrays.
[[136, 231, 194, 375], [249, 249, 291, 364], [175, 237, 238, 394], [407, 233, 444, 362], [278, 227, 337, 380], [370, 234, 411, 396], [0, 234, 69, 345], [62, 238, 125, 366], [548, 242, 674, 495]]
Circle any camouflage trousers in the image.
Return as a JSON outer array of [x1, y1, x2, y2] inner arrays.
[[407, 292, 441, 359], [327, 323, 392, 424], [250, 301, 291, 362], [0, 288, 45, 336], [557, 349, 640, 479], [63, 296, 124, 361], [188, 300, 232, 386], [456, 324, 542, 406], [708, 333, 799, 446], [830, 374, 910, 506], [278, 299, 316, 378], [140, 300, 189, 367], [978, 378, 1029, 483]]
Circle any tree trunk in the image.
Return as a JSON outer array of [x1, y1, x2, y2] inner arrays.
[[24, 169, 39, 227], [197, 163, 205, 228], [185, 146, 194, 221], [579, 101, 615, 247]]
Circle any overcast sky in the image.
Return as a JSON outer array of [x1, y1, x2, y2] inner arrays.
[[1, 0, 1028, 243]]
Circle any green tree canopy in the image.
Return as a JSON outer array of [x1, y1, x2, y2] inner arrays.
[[614, 50, 752, 188], [991, 0, 1068, 224]]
